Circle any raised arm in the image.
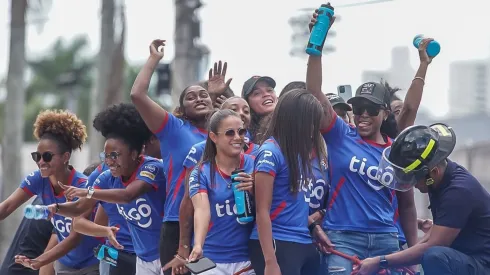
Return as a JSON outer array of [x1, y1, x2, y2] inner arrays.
[[306, 11, 336, 129], [396, 38, 433, 132], [130, 39, 169, 133]]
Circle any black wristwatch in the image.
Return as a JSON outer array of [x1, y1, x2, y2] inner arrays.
[[308, 221, 320, 234], [379, 255, 389, 269]]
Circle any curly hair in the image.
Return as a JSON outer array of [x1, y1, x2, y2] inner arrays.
[[93, 103, 153, 153], [381, 79, 402, 102], [33, 109, 87, 153]]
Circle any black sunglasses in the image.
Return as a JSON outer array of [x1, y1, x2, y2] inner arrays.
[[31, 152, 56, 163], [99, 152, 121, 162], [352, 104, 385, 116], [218, 128, 247, 137]]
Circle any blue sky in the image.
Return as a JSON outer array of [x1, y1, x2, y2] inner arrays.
[[0, 0, 489, 117]]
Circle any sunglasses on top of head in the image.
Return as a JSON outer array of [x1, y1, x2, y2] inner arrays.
[[31, 152, 56, 163], [352, 104, 385, 116], [218, 128, 247, 137]]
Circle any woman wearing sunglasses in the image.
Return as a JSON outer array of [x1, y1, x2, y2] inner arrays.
[[184, 109, 255, 275], [306, 10, 433, 275], [0, 110, 101, 274], [50, 103, 166, 275]]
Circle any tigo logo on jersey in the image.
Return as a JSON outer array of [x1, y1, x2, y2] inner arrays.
[[117, 198, 153, 228], [52, 216, 72, 238], [309, 178, 327, 209], [349, 156, 393, 190]]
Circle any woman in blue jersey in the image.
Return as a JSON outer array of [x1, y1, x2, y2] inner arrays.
[[186, 109, 255, 275], [0, 110, 101, 274], [167, 97, 259, 274], [51, 103, 166, 275], [130, 40, 233, 273], [306, 10, 432, 275], [249, 89, 327, 275]]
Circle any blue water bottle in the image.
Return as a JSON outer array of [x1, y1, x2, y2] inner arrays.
[[24, 205, 50, 220], [94, 244, 118, 266], [231, 169, 254, 224], [306, 3, 335, 56], [413, 34, 441, 58]]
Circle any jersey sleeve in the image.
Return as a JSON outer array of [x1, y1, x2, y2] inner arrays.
[[434, 185, 474, 229], [19, 170, 42, 197], [93, 170, 112, 190], [188, 165, 208, 198], [321, 115, 356, 146], [87, 164, 105, 187], [136, 160, 166, 190], [153, 112, 184, 139], [254, 142, 282, 177], [183, 142, 204, 170]]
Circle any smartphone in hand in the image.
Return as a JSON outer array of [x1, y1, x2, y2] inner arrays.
[[185, 257, 216, 274], [337, 85, 352, 102]]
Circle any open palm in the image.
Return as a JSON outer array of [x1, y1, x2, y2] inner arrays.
[[207, 60, 232, 94]]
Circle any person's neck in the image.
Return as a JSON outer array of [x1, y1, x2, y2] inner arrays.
[[365, 131, 386, 144], [122, 158, 140, 182], [215, 153, 240, 175], [50, 167, 72, 195], [190, 119, 206, 130], [430, 162, 448, 190]]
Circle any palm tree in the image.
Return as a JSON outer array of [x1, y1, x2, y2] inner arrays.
[[1, 0, 28, 256], [24, 35, 93, 141]]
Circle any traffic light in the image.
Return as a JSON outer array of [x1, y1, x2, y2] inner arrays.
[[155, 63, 171, 96]]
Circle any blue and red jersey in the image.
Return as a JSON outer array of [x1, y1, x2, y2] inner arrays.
[[20, 168, 101, 269], [154, 113, 207, 222]]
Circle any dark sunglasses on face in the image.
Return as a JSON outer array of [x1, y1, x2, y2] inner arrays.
[[219, 128, 247, 137], [352, 104, 384, 116], [99, 152, 121, 162], [31, 152, 56, 163]]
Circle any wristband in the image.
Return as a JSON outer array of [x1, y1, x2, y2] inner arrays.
[[308, 221, 320, 234]]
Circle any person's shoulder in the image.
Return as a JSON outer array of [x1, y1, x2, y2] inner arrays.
[[448, 160, 480, 188], [142, 156, 164, 168]]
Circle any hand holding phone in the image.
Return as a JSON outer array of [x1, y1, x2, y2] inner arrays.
[[337, 85, 352, 102], [185, 257, 216, 274]]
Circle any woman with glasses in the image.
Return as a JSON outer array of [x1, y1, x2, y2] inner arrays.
[[0, 110, 100, 274], [185, 109, 255, 275], [50, 103, 166, 275], [306, 9, 432, 275]]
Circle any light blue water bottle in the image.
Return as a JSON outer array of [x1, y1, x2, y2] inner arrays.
[[24, 204, 50, 220], [306, 3, 335, 56], [413, 34, 441, 58], [231, 169, 254, 224]]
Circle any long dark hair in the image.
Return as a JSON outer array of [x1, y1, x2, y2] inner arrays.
[[263, 89, 324, 193], [199, 109, 241, 188]]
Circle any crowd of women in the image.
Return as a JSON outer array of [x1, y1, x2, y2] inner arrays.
[[1, 6, 490, 275]]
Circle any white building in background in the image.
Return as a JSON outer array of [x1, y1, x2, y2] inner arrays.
[[362, 46, 416, 91], [448, 59, 489, 118]]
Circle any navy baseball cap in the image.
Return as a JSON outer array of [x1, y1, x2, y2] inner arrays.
[[326, 93, 352, 111], [241, 76, 276, 98]]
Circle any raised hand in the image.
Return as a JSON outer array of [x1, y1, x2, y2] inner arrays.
[[418, 37, 434, 64], [149, 39, 166, 60], [207, 61, 232, 95], [308, 5, 336, 33]]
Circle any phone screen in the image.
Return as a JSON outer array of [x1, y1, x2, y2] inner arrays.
[[337, 85, 352, 102], [185, 257, 216, 274]]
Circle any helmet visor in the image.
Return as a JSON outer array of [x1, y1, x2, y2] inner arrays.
[[376, 147, 425, 192]]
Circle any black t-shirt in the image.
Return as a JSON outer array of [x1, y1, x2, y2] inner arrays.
[[429, 159, 490, 265], [0, 196, 54, 275]]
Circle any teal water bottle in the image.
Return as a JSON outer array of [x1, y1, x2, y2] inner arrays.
[[94, 244, 118, 266], [231, 169, 254, 224], [306, 3, 335, 56], [413, 34, 440, 58], [24, 205, 50, 220]]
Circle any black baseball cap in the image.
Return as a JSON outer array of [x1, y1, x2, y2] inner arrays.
[[347, 82, 388, 108], [241, 76, 276, 98], [326, 93, 352, 111]]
